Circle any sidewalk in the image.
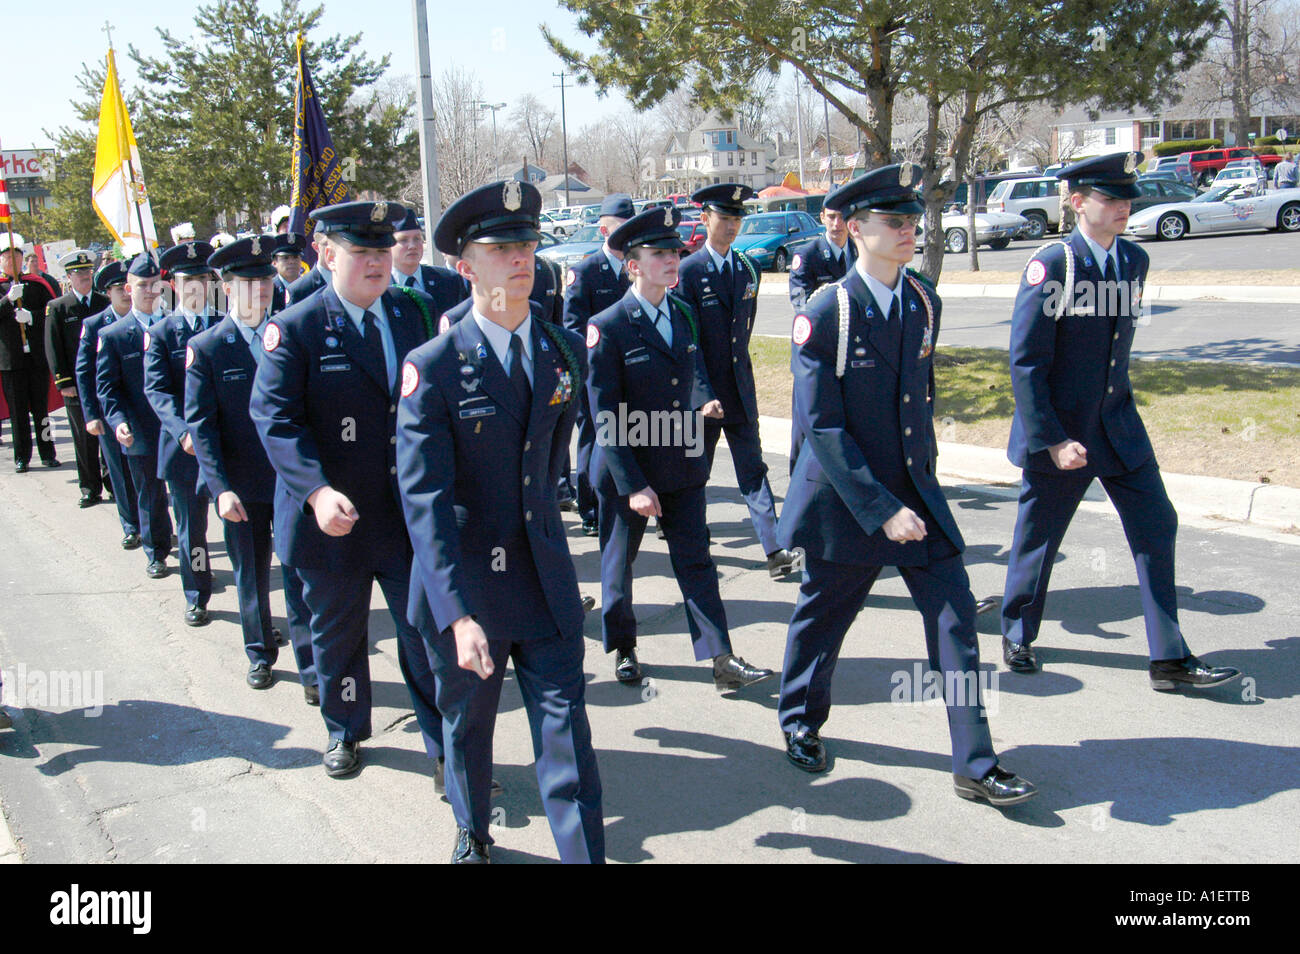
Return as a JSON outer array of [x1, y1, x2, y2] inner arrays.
[[755, 416, 1300, 537]]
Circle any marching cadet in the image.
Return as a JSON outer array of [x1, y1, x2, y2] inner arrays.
[[145, 242, 219, 626], [186, 237, 317, 698], [676, 184, 801, 578], [96, 253, 174, 579], [44, 249, 109, 506], [250, 200, 443, 779], [286, 234, 330, 305], [999, 152, 1242, 692], [1, 232, 61, 472], [390, 207, 470, 320], [269, 232, 305, 314], [561, 193, 633, 537], [397, 179, 603, 864], [76, 261, 141, 547], [788, 203, 858, 309], [587, 205, 775, 690], [777, 166, 1037, 806]]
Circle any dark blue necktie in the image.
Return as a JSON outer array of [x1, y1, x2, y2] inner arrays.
[[509, 332, 531, 407]]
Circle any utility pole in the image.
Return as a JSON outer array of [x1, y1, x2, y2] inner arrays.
[[822, 92, 833, 187], [554, 71, 571, 207], [410, 0, 442, 263], [480, 102, 507, 179], [793, 73, 806, 186]]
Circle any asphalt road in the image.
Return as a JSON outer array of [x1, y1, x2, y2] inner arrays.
[[0, 419, 1295, 863], [755, 296, 1300, 366]]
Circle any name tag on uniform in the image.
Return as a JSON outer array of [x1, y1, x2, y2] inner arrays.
[[459, 405, 496, 419], [221, 369, 248, 382], [319, 356, 351, 372], [626, 354, 650, 365], [850, 359, 875, 369], [171, 349, 187, 359]]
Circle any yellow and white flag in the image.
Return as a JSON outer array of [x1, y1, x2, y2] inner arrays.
[[91, 47, 157, 255]]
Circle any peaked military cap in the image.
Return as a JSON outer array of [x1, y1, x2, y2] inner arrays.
[[208, 235, 277, 279], [434, 180, 542, 256], [127, 252, 162, 278], [607, 205, 684, 254], [94, 260, 129, 291], [313, 200, 407, 249], [1057, 151, 1144, 200], [272, 231, 306, 257], [599, 193, 635, 219], [692, 183, 755, 216], [824, 163, 925, 218], [60, 248, 97, 271], [159, 241, 216, 277]]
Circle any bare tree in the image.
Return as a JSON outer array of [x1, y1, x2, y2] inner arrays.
[[432, 66, 491, 205], [610, 109, 659, 195], [1204, 0, 1300, 145], [511, 93, 557, 166]]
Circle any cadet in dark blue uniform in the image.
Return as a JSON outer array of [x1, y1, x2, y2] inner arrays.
[[1000, 152, 1242, 692], [76, 262, 140, 547], [390, 206, 470, 321], [44, 249, 109, 507], [145, 241, 218, 626], [677, 184, 801, 578], [561, 194, 633, 536], [96, 253, 174, 578], [778, 166, 1036, 806], [788, 205, 857, 309], [250, 200, 443, 779], [270, 232, 305, 315], [187, 237, 317, 697], [398, 179, 603, 864], [587, 206, 775, 690], [286, 235, 329, 305]]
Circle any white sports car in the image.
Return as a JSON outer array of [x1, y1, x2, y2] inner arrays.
[[1125, 184, 1300, 240]]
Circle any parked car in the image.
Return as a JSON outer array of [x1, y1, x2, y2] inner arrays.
[[676, 220, 707, 254], [730, 210, 822, 271], [1131, 176, 1200, 213], [945, 172, 1038, 215], [1124, 184, 1300, 240], [1174, 147, 1282, 187], [1212, 163, 1268, 194], [1146, 155, 1183, 176], [940, 210, 1029, 254], [986, 176, 1060, 239], [539, 210, 582, 238], [536, 224, 604, 269]]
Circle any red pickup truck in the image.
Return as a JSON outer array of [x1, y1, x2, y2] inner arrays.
[[1175, 147, 1283, 186]]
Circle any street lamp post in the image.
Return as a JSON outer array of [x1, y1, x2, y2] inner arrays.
[[479, 102, 507, 179]]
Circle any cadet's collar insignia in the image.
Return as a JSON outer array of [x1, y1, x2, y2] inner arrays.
[[475, 342, 488, 360], [225, 332, 236, 343], [539, 334, 550, 352], [663, 207, 673, 227], [370, 201, 388, 223], [899, 162, 915, 188], [503, 180, 522, 211], [250, 236, 261, 256], [334, 315, 346, 331], [731, 186, 742, 202], [1124, 152, 1137, 175], [186, 244, 197, 260]]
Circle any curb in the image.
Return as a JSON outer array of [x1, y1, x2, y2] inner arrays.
[[758, 279, 1297, 305], [754, 415, 1300, 535]]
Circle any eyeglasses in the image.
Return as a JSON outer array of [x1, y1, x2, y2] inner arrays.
[[870, 213, 922, 232]]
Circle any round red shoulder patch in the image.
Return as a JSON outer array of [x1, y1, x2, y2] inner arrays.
[[438, 314, 450, 335], [263, 322, 281, 352], [791, 254, 802, 271], [400, 361, 419, 397], [792, 314, 812, 346], [142, 331, 151, 350], [1025, 260, 1047, 286], [185, 345, 195, 369], [586, 323, 600, 348], [565, 267, 577, 286]]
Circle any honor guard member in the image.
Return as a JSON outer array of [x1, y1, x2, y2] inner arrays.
[[397, 180, 604, 864], [187, 237, 317, 697], [269, 232, 305, 314], [1, 232, 61, 471], [76, 261, 141, 547], [788, 203, 858, 309], [561, 193, 633, 536], [271, 204, 292, 235], [44, 249, 109, 505], [390, 206, 470, 322], [96, 253, 174, 578], [777, 166, 1037, 806], [145, 242, 219, 626], [677, 184, 801, 577], [587, 206, 775, 690], [999, 152, 1242, 692], [250, 200, 444, 779]]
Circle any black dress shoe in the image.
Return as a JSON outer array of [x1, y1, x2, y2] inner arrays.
[[581, 517, 599, 537], [79, 493, 102, 509], [713, 653, 776, 691], [1002, 637, 1038, 673], [558, 496, 579, 513], [954, 766, 1037, 806], [14, 461, 28, 473], [765, 547, 804, 578], [975, 596, 1000, 614], [184, 604, 210, 627], [145, 560, 168, 579], [303, 682, 320, 706], [272, 627, 288, 646], [0, 708, 13, 730], [614, 648, 641, 684], [451, 827, 490, 864], [581, 595, 596, 613], [1149, 654, 1242, 692], [655, 521, 666, 539], [121, 532, 142, 550], [785, 728, 828, 772], [42, 458, 62, 468], [247, 663, 273, 689], [323, 739, 360, 778]]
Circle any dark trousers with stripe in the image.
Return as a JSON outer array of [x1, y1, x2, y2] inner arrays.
[[167, 479, 211, 607], [62, 396, 103, 497], [98, 432, 138, 535], [125, 452, 172, 563], [703, 417, 781, 555]]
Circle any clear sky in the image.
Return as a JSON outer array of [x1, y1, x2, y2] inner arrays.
[[5, 0, 629, 150]]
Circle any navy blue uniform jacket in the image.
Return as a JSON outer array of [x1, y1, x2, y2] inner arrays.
[[674, 247, 760, 425]]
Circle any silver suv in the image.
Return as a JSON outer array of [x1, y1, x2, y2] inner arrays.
[[986, 176, 1060, 239]]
